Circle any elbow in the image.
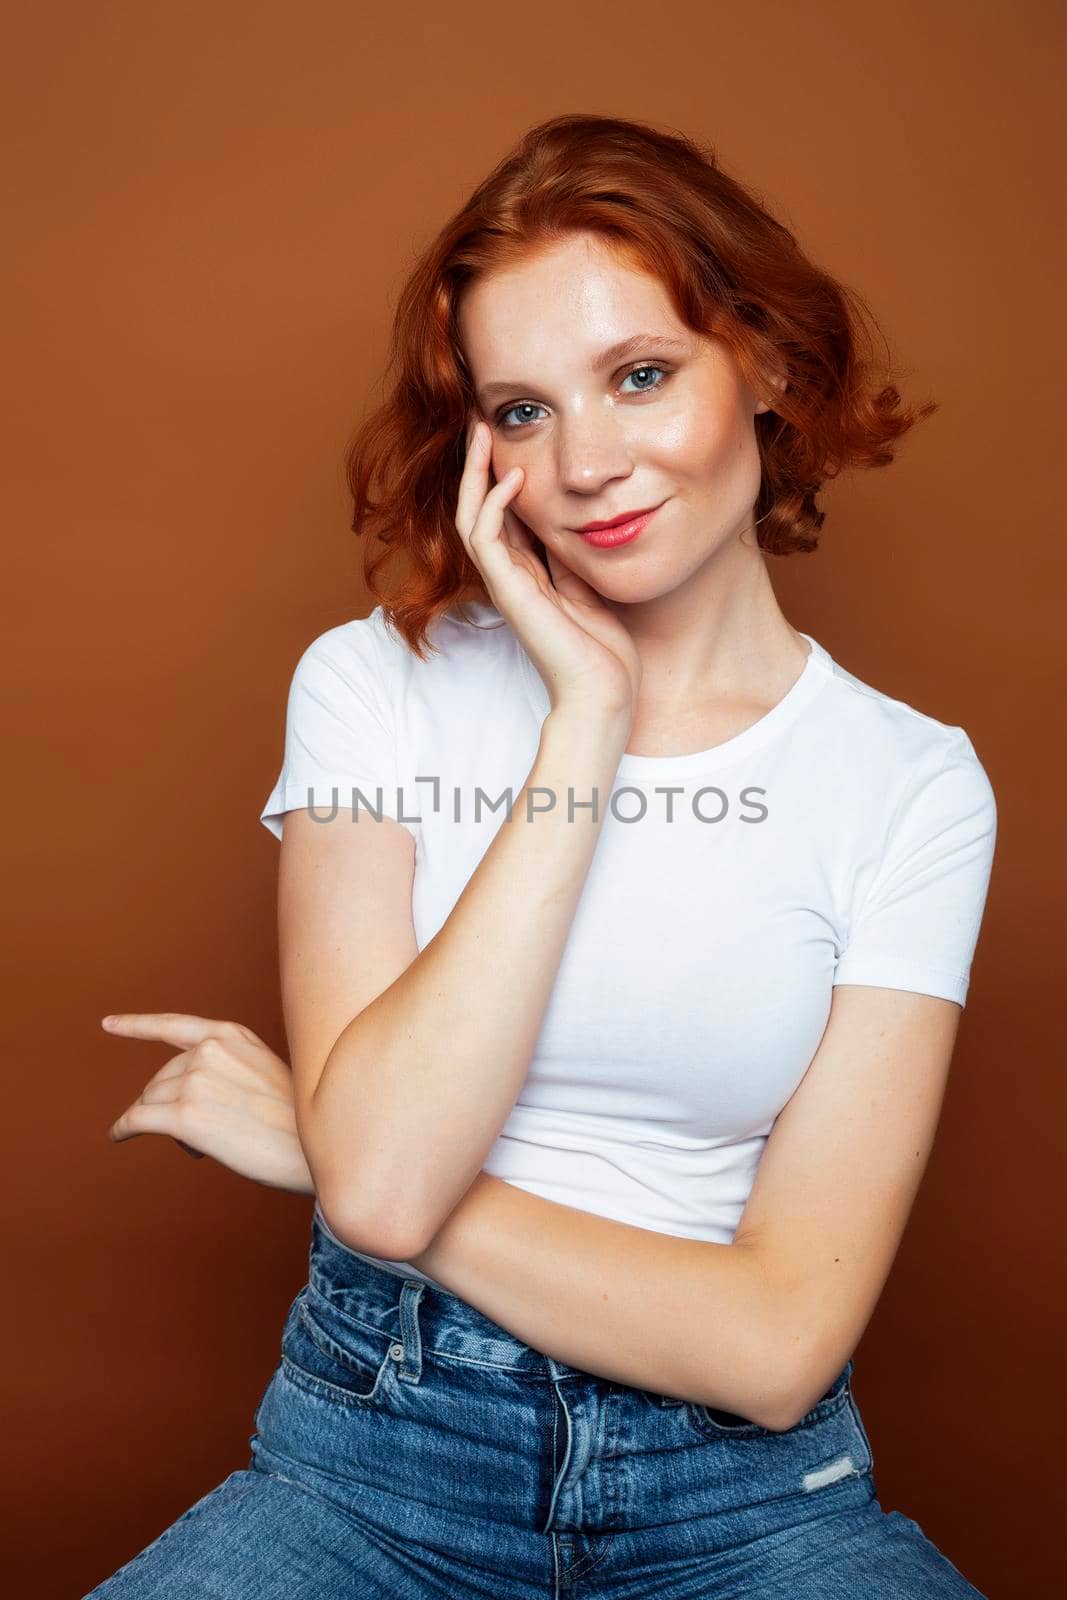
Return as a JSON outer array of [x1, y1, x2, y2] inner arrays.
[[301, 1105, 429, 1262], [732, 1371, 806, 1435], [726, 1246, 841, 1432], [759, 1347, 852, 1434], [727, 1369, 800, 1434], [317, 1185, 428, 1264], [690, 1350, 799, 1434], [758, 1388, 811, 1435]]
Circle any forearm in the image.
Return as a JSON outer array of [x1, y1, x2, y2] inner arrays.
[[309, 705, 630, 1258], [408, 1173, 792, 1427]]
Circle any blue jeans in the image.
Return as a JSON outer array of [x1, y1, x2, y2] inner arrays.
[[85, 1206, 986, 1597]]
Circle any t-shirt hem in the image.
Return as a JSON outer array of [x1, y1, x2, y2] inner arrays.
[[259, 777, 419, 840], [832, 955, 969, 1006]]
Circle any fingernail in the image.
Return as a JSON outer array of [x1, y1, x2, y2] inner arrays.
[[102, 1016, 117, 1027]]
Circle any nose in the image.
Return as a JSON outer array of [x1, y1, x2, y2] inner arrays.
[[554, 409, 635, 498]]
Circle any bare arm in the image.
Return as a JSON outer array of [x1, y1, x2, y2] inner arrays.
[[288, 414, 644, 1260], [298, 703, 630, 1258], [406, 987, 965, 1428], [101, 985, 960, 1424]]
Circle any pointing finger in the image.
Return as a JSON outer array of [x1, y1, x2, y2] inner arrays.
[[100, 1013, 231, 1050]]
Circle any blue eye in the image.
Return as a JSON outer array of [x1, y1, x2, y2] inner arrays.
[[498, 401, 546, 430], [620, 364, 668, 394], [495, 363, 670, 432]]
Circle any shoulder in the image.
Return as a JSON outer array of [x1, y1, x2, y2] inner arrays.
[[298, 602, 509, 678], [812, 644, 996, 812], [283, 604, 525, 745]]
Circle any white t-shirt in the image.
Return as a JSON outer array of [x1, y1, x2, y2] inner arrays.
[[260, 603, 997, 1288]]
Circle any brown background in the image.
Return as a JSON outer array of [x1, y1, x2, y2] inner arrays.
[[4, 2, 1064, 1594]]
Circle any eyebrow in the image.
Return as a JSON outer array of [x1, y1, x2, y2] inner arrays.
[[475, 333, 691, 406]]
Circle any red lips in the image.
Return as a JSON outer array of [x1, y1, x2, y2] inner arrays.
[[573, 502, 663, 532]]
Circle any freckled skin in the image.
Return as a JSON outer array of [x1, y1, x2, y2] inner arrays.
[[455, 231, 800, 711]]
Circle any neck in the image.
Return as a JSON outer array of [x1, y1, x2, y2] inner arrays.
[[603, 537, 807, 710]]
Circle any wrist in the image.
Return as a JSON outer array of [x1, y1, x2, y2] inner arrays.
[[545, 700, 632, 744], [540, 706, 632, 778], [281, 1137, 316, 1196]]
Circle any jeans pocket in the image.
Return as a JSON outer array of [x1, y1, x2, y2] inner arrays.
[[280, 1283, 397, 1409], [687, 1357, 855, 1442]]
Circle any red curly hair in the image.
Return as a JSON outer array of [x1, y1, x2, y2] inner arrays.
[[345, 112, 936, 661]]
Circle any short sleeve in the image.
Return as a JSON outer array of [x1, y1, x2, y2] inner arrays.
[[258, 619, 416, 841], [833, 729, 997, 1007]]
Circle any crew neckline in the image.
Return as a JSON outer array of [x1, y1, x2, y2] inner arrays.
[[506, 614, 834, 777]]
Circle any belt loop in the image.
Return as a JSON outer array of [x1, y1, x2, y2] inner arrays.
[[393, 1280, 426, 1384]]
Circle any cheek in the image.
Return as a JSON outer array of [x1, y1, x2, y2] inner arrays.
[[513, 494, 548, 541], [651, 415, 703, 467], [648, 397, 751, 480], [503, 466, 551, 532], [489, 444, 535, 501]]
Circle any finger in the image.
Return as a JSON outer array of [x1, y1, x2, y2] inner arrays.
[[136, 1075, 197, 1105], [544, 543, 607, 606], [106, 1113, 204, 1164], [100, 1013, 235, 1050], [455, 418, 493, 541], [456, 422, 523, 545], [110, 1065, 233, 1143], [108, 1094, 206, 1158], [500, 503, 541, 560], [111, 1050, 198, 1102], [469, 466, 525, 553], [457, 473, 527, 600], [136, 1052, 195, 1089], [109, 1097, 186, 1143]]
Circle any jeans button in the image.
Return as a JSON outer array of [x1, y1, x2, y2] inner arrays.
[[389, 1342, 404, 1360]]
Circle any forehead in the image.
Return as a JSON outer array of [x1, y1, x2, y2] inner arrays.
[[456, 234, 687, 370]]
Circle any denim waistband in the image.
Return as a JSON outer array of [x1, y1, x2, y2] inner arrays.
[[309, 1201, 635, 1384], [308, 1201, 854, 1417]]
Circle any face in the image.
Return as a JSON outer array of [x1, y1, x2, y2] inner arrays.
[[456, 232, 778, 607]]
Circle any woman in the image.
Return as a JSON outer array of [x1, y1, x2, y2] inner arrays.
[[89, 114, 997, 1596]]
